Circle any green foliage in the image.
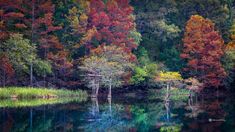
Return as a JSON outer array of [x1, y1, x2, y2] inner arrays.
[[222, 50, 235, 73], [159, 47, 184, 71], [33, 60, 52, 77], [132, 47, 160, 85], [131, 66, 148, 85], [130, 63, 159, 85], [160, 124, 182, 132], [145, 63, 159, 79], [135, 47, 150, 66], [129, 26, 142, 45], [153, 19, 181, 42], [0, 34, 36, 73], [149, 88, 191, 101]]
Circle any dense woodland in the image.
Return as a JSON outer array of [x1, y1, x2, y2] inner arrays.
[[0, 0, 235, 92]]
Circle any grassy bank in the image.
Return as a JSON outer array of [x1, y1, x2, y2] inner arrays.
[[0, 87, 87, 99], [0, 87, 88, 108], [0, 98, 87, 108]]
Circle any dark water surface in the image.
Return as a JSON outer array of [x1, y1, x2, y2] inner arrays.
[[0, 93, 234, 132]]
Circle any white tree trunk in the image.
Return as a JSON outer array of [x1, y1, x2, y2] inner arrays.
[[30, 0, 35, 86], [95, 81, 99, 97], [108, 79, 112, 98]]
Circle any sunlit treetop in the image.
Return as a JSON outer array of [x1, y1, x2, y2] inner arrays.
[[155, 71, 183, 82]]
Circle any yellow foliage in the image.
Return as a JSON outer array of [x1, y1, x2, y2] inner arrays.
[[225, 42, 235, 51], [155, 71, 183, 81], [75, 27, 97, 48], [78, 0, 90, 13], [0, 20, 4, 28]]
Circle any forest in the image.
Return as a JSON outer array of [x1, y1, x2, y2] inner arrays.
[[1, 0, 234, 93], [0, 0, 235, 131]]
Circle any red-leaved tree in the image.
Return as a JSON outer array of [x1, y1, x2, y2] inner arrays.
[[180, 15, 226, 88], [86, 0, 137, 53]]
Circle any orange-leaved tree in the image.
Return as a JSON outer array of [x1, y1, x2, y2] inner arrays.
[[180, 15, 226, 88]]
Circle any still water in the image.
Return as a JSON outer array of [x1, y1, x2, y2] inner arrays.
[[0, 93, 234, 132]]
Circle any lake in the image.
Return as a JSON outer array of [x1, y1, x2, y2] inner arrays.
[[0, 92, 234, 132]]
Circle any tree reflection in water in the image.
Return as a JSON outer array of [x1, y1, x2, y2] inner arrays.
[[0, 93, 234, 131]]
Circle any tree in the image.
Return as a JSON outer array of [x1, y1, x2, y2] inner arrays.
[[0, 34, 36, 84], [81, 45, 134, 97], [177, 0, 232, 42], [180, 15, 226, 88], [131, 0, 232, 70], [54, 0, 90, 58], [155, 71, 183, 101], [85, 0, 140, 52], [0, 0, 72, 86], [222, 22, 235, 89], [130, 67, 148, 85]]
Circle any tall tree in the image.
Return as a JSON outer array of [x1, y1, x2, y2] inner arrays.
[[81, 45, 135, 97], [0, 34, 36, 85], [222, 22, 235, 89], [84, 0, 140, 53], [180, 15, 226, 88]]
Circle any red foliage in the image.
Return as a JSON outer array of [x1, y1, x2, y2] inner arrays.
[[0, 53, 14, 85], [88, 0, 137, 51], [3, 12, 24, 18], [15, 23, 27, 28], [181, 15, 226, 88]]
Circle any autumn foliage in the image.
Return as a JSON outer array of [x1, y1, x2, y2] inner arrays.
[[180, 15, 226, 88], [0, 53, 14, 85], [87, 0, 137, 52]]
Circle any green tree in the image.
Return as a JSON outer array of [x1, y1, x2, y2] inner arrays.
[[0, 33, 52, 84], [0, 34, 36, 75]]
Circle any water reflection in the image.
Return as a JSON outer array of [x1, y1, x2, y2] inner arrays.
[[0, 93, 234, 132]]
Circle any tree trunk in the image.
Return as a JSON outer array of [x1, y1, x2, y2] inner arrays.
[[91, 97, 99, 117], [108, 97, 112, 115], [95, 81, 99, 97], [108, 79, 112, 98], [91, 79, 96, 98], [29, 60, 33, 86], [165, 82, 170, 101], [165, 101, 170, 122], [30, 0, 35, 86]]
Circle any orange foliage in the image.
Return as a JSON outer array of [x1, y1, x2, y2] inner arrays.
[[0, 53, 14, 78], [181, 15, 226, 88]]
